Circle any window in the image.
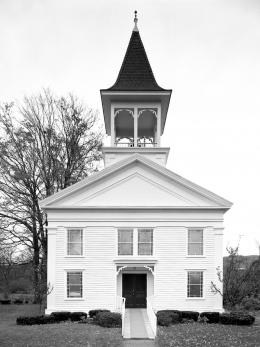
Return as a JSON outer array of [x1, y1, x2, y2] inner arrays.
[[67, 272, 82, 298], [187, 271, 203, 298], [67, 229, 83, 256], [188, 229, 203, 255], [138, 229, 153, 255], [118, 229, 133, 255]]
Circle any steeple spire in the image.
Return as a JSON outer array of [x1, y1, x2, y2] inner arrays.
[[133, 10, 138, 32]]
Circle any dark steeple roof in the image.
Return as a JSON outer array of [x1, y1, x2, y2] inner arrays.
[[106, 29, 167, 91]]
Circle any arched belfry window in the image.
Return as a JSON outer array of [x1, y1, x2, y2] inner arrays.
[[137, 108, 157, 147], [114, 108, 134, 147]]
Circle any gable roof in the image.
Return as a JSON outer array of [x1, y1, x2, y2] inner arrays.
[[104, 30, 168, 92], [40, 154, 232, 210]]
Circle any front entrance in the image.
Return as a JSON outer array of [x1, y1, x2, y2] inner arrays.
[[122, 274, 147, 308]]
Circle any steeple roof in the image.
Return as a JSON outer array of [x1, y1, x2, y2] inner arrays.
[[106, 29, 167, 91]]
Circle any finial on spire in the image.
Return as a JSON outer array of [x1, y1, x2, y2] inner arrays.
[[133, 10, 138, 32]]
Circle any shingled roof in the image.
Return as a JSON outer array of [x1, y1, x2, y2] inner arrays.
[[106, 29, 167, 91]]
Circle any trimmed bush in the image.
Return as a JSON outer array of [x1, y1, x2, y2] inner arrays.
[[95, 312, 121, 327], [157, 310, 182, 323], [181, 311, 199, 321], [70, 312, 88, 321], [14, 299, 23, 304], [0, 299, 11, 305], [157, 312, 173, 326], [16, 315, 55, 325], [200, 312, 220, 323], [89, 309, 110, 318], [220, 312, 255, 326], [50, 311, 71, 322]]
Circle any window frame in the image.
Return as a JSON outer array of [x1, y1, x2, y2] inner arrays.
[[66, 228, 84, 257], [138, 229, 153, 256], [187, 228, 204, 257], [186, 270, 204, 299], [117, 228, 134, 256], [65, 270, 84, 300], [117, 228, 154, 257]]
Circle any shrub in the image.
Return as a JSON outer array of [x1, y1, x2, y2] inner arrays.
[[200, 312, 220, 323], [95, 312, 121, 327], [157, 310, 182, 323], [16, 315, 55, 325], [157, 312, 173, 326], [89, 309, 110, 318], [181, 311, 199, 321], [241, 297, 260, 311], [70, 312, 88, 321], [0, 299, 11, 305], [13, 299, 23, 304], [50, 311, 71, 322], [220, 312, 255, 325]]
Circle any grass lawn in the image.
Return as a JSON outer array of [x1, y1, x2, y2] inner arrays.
[[0, 304, 123, 347], [156, 314, 260, 347], [0, 304, 259, 346]]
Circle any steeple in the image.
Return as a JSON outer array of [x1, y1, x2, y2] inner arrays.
[[100, 12, 172, 167]]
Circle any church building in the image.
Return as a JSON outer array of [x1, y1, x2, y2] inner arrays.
[[40, 13, 232, 339]]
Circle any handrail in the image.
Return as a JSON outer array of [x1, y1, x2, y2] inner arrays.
[[147, 296, 157, 337], [116, 296, 126, 337]]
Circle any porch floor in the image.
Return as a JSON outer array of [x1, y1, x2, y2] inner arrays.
[[124, 309, 154, 339]]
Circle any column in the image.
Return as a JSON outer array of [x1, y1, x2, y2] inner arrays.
[[134, 107, 138, 147]]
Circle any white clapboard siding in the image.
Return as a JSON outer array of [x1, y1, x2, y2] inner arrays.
[[48, 226, 116, 313], [154, 226, 223, 312]]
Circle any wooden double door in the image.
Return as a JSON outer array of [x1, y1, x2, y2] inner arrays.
[[122, 274, 147, 308]]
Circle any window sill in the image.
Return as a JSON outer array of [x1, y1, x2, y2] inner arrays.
[[186, 297, 205, 300], [64, 256, 85, 258], [64, 298, 84, 301], [186, 255, 206, 258]]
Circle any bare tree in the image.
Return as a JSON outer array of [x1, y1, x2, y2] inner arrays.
[[211, 245, 260, 308], [0, 90, 103, 302]]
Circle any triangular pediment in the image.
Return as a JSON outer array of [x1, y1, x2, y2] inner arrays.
[[40, 154, 232, 210]]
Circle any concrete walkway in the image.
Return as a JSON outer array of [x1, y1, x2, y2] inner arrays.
[[124, 309, 154, 339]]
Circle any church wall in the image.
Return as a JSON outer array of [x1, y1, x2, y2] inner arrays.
[[46, 208, 224, 314]]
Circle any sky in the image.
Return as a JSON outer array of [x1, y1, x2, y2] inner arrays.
[[0, 0, 259, 255]]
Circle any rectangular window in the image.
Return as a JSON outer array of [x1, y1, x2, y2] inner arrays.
[[67, 272, 82, 298], [67, 229, 83, 256], [138, 229, 153, 255], [187, 271, 203, 298], [188, 229, 203, 255], [118, 229, 133, 255]]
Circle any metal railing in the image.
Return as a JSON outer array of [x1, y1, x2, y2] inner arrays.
[[147, 296, 157, 337], [116, 296, 126, 337]]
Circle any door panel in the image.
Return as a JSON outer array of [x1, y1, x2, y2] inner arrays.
[[122, 274, 147, 308]]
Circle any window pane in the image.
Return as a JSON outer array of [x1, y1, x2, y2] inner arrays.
[[189, 272, 201, 285], [67, 272, 82, 298], [187, 272, 203, 297], [189, 285, 201, 297], [118, 243, 133, 255], [188, 230, 203, 242], [68, 229, 82, 242], [138, 230, 152, 242], [188, 243, 203, 255], [118, 230, 133, 242], [138, 243, 152, 255], [68, 243, 82, 256], [68, 272, 81, 284]]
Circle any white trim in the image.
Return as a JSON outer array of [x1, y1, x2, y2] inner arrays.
[[40, 154, 232, 209]]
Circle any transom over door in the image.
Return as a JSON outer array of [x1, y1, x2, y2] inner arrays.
[[122, 274, 147, 308]]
